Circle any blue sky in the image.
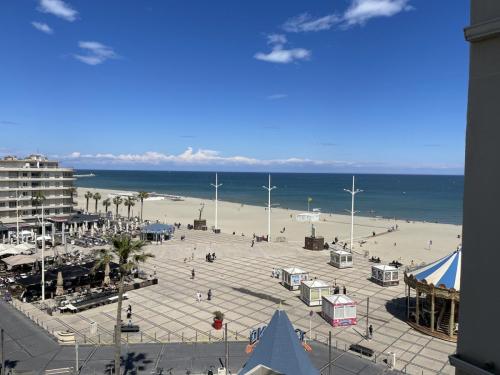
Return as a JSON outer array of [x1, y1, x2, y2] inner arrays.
[[0, 0, 469, 174]]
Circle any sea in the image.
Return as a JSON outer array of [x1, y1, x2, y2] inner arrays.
[[74, 170, 464, 225]]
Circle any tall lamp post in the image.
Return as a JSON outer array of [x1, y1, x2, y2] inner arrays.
[[262, 174, 277, 242], [16, 190, 20, 244], [210, 173, 222, 231], [344, 176, 363, 253]]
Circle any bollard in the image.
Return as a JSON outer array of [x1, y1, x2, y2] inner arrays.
[[182, 332, 184, 342], [235, 331, 238, 340], [195, 331, 198, 342], [344, 343, 347, 351], [209, 331, 211, 342], [84, 335, 86, 344], [141, 332, 143, 342], [98, 334, 101, 344], [335, 340, 337, 349], [168, 332, 170, 342], [127, 333, 129, 343], [154, 331, 157, 341]]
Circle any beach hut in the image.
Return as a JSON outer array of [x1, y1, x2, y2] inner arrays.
[[281, 267, 309, 290], [371, 264, 399, 286], [322, 294, 357, 327], [300, 279, 331, 306], [404, 248, 461, 341], [330, 250, 353, 269]]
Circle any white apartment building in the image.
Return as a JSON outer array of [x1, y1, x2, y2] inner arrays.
[[0, 154, 75, 223]]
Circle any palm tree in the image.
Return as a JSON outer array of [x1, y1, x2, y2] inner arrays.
[[32, 191, 46, 217], [113, 196, 123, 218], [102, 198, 111, 213], [123, 196, 135, 220], [136, 191, 149, 222], [93, 248, 113, 286], [68, 187, 77, 198], [84, 191, 93, 212], [108, 235, 153, 375], [93, 192, 102, 213]]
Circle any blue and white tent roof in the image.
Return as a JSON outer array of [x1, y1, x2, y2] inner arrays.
[[407, 248, 462, 291]]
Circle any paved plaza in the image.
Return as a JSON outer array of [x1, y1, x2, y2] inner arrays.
[[15, 229, 456, 374]]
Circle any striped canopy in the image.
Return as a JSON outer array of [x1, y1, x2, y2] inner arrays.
[[408, 248, 462, 291]]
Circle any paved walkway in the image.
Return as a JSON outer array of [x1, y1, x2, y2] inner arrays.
[[13, 229, 456, 374], [0, 300, 395, 375]]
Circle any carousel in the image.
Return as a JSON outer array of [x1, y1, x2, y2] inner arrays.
[[404, 248, 461, 342]]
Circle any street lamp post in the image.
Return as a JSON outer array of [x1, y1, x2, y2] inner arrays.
[[344, 176, 363, 253], [262, 174, 276, 242], [210, 173, 222, 231], [41, 203, 46, 301], [16, 190, 20, 244]]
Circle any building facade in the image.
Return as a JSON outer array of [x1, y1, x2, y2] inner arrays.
[[0, 155, 75, 223], [450, 1, 500, 374]]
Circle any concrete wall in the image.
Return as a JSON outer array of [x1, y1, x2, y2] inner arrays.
[[455, 0, 500, 373]]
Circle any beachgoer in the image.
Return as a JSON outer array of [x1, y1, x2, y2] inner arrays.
[[191, 268, 195, 279], [343, 286, 347, 294], [153, 266, 157, 276], [251, 240, 254, 247], [207, 289, 212, 301], [212, 252, 216, 260], [369, 324, 373, 338]]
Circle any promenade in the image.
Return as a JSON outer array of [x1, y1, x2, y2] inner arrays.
[[12, 228, 456, 374]]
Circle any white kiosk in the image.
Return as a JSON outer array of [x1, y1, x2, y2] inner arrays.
[[299, 279, 331, 306], [371, 264, 399, 286], [330, 250, 353, 269], [322, 294, 357, 327], [281, 267, 309, 290]]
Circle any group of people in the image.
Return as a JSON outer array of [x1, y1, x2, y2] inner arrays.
[[332, 285, 347, 295], [196, 289, 213, 302], [206, 252, 217, 262]]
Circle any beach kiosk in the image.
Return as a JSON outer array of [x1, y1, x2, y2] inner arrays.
[[322, 295, 357, 327], [304, 224, 324, 251], [281, 267, 309, 290], [330, 250, 353, 269], [371, 264, 399, 286], [300, 279, 331, 306]]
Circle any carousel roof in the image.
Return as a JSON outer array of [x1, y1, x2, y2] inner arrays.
[[407, 248, 461, 291]]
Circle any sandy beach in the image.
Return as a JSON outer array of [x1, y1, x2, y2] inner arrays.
[[76, 187, 462, 265]]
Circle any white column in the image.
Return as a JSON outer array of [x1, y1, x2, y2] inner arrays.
[[211, 173, 222, 231], [344, 176, 363, 253], [262, 174, 277, 242]]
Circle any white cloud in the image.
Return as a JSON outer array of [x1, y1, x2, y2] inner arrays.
[[267, 34, 287, 45], [267, 94, 288, 100], [344, 0, 412, 26], [58, 148, 463, 173], [61, 148, 350, 167], [283, 13, 340, 32], [31, 21, 53, 34], [282, 0, 412, 33], [38, 0, 78, 22], [255, 34, 310, 64], [74, 41, 118, 65]]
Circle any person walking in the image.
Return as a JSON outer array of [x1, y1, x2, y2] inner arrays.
[[343, 285, 347, 295], [369, 324, 373, 339], [207, 289, 212, 301], [196, 291, 202, 302], [191, 268, 195, 279]]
